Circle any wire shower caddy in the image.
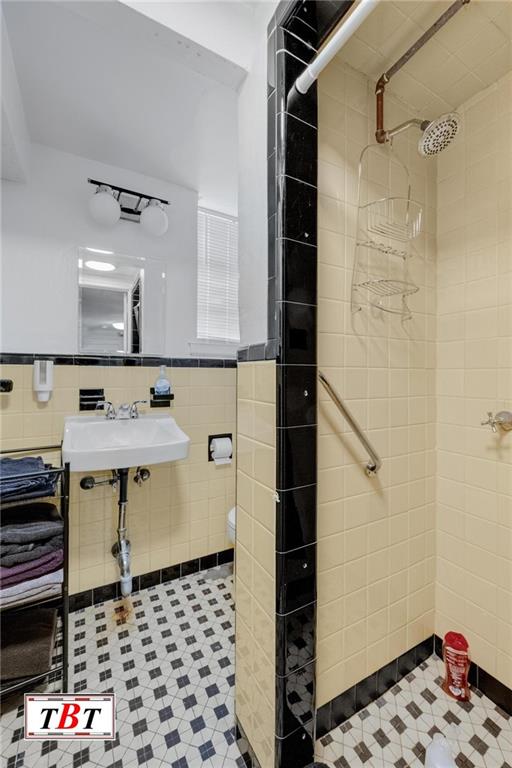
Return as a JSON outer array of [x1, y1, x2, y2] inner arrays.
[[351, 145, 422, 320]]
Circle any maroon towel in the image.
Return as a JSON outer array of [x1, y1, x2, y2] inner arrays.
[[0, 549, 63, 587]]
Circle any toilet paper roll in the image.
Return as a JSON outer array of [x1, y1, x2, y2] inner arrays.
[[211, 437, 232, 465]]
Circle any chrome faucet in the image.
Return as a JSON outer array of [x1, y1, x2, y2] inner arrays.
[[481, 410, 512, 433], [130, 400, 148, 419], [96, 401, 116, 420], [96, 400, 148, 420]]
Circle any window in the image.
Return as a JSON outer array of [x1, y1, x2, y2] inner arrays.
[[197, 208, 240, 343]]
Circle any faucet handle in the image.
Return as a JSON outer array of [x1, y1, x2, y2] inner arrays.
[[130, 400, 149, 419], [481, 411, 498, 432], [96, 400, 116, 419]]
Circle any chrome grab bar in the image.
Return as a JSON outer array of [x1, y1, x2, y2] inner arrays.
[[318, 371, 382, 477]]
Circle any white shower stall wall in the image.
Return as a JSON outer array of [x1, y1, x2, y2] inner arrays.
[[316, 55, 512, 708], [316, 59, 437, 708], [435, 70, 512, 690]]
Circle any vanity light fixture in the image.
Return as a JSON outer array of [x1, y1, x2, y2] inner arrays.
[[87, 179, 169, 236], [112, 322, 125, 331], [84, 260, 116, 272], [89, 185, 121, 226], [140, 199, 168, 236]]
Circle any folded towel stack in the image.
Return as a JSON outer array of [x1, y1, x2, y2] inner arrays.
[[0, 502, 64, 609], [0, 534, 63, 567], [0, 456, 58, 500]]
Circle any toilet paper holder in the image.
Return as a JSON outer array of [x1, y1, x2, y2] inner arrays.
[[208, 433, 233, 463]]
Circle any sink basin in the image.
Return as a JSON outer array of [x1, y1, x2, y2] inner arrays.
[[63, 414, 190, 472]]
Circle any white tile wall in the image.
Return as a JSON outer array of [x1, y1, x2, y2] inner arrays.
[[435, 71, 512, 689], [0, 364, 236, 593], [317, 60, 437, 708], [235, 361, 276, 768]]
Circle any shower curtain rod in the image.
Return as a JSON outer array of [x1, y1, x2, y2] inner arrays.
[[295, 0, 471, 98], [295, 0, 380, 95]]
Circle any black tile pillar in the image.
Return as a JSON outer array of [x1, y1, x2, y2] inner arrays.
[[239, 2, 355, 766], [268, 3, 353, 767], [269, 7, 318, 767]]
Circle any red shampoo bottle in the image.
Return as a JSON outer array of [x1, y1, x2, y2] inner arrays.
[[442, 632, 471, 702]]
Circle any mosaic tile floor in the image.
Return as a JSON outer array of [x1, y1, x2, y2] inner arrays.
[[316, 656, 512, 768], [1, 565, 245, 768]]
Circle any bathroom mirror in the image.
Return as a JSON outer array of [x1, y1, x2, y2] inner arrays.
[[78, 248, 165, 355]]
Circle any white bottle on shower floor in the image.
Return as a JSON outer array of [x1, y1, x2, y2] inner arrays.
[[425, 734, 456, 768]]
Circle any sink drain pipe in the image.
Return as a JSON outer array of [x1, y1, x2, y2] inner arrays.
[[81, 467, 153, 597], [112, 468, 132, 597]]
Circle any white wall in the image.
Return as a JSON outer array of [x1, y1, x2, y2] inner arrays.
[[3, 0, 238, 217], [0, 143, 198, 357], [121, 0, 260, 75], [1, 10, 30, 182], [237, 3, 277, 347]]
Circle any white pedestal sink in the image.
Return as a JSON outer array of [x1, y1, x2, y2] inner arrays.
[[62, 413, 190, 472], [62, 413, 190, 597]]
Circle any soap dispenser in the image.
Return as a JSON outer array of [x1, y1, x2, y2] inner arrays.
[[33, 360, 54, 402], [154, 365, 171, 396]]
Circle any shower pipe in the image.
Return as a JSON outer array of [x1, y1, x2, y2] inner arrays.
[[375, 0, 471, 143], [295, 0, 380, 95], [319, 371, 382, 476]]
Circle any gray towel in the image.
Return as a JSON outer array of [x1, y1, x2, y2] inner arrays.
[[1, 542, 37, 555], [1, 608, 57, 681], [0, 569, 63, 607], [0, 535, 63, 567], [0, 520, 63, 544], [1, 503, 63, 545]]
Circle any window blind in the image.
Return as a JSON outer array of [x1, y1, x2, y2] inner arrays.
[[197, 208, 240, 343]]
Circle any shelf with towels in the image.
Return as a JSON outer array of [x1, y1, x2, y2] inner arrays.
[[0, 444, 69, 698]]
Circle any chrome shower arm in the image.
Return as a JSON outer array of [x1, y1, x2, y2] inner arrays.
[[382, 118, 429, 143]]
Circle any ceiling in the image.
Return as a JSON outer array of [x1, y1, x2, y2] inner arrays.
[[121, 0, 272, 76], [2, 0, 242, 214], [337, 0, 512, 116]]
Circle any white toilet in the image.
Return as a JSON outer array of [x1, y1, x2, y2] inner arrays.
[[227, 507, 236, 545]]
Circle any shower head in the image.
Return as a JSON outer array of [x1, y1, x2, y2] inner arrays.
[[378, 111, 461, 156], [418, 112, 460, 156]]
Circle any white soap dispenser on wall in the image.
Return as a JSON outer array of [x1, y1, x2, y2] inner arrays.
[[33, 360, 54, 402]]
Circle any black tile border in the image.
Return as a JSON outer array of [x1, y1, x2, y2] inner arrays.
[[315, 634, 512, 738], [68, 548, 234, 612], [315, 637, 437, 737], [0, 353, 237, 368]]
